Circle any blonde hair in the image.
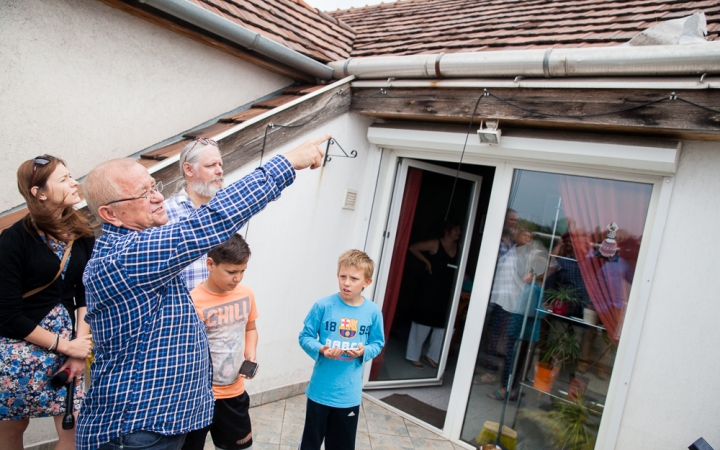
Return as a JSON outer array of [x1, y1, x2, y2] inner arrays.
[[337, 249, 374, 280]]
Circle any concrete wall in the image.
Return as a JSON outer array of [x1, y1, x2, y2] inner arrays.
[[617, 140, 720, 448], [0, 0, 290, 212], [219, 112, 377, 394]]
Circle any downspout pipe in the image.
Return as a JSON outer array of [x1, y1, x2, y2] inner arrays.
[[139, 0, 334, 80], [329, 42, 720, 79]]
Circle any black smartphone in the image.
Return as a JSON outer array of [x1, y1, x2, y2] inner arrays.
[[238, 360, 258, 379]]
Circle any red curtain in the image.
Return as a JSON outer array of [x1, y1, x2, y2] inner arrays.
[[369, 167, 423, 381], [557, 176, 651, 345]]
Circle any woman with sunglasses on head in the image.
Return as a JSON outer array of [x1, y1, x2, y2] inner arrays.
[[0, 155, 95, 450]]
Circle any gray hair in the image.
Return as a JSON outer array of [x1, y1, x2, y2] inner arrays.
[[178, 141, 217, 181], [83, 158, 135, 220]]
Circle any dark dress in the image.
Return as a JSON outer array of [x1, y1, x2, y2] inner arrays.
[[412, 239, 458, 328]]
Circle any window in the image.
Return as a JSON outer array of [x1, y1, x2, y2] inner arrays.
[[461, 169, 652, 449]]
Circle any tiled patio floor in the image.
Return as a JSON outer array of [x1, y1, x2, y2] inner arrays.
[[204, 394, 469, 450]]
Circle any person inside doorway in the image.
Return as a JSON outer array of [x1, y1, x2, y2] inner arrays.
[[405, 220, 461, 369]]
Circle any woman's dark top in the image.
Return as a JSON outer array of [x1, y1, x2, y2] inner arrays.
[[412, 239, 458, 328], [0, 218, 95, 340]]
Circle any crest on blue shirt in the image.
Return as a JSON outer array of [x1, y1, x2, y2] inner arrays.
[[338, 318, 358, 339]]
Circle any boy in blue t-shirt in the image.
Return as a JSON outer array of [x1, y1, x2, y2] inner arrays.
[[298, 250, 385, 450]]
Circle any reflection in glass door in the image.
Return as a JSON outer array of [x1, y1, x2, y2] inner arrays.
[[461, 170, 652, 449], [367, 159, 482, 389]]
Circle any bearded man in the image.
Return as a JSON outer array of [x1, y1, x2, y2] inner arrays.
[[165, 137, 226, 290]]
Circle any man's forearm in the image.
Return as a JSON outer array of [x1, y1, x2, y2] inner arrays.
[[124, 156, 295, 286]]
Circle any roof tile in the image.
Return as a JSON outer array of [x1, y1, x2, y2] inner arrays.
[[251, 94, 302, 108], [140, 140, 190, 160], [191, 0, 355, 62], [333, 0, 719, 57], [184, 122, 238, 138], [219, 108, 268, 123]]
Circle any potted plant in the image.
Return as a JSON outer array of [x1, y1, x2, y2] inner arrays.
[[515, 395, 600, 450], [548, 394, 599, 450], [534, 320, 580, 392], [544, 286, 580, 316]]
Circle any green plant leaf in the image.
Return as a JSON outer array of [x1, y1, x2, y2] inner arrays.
[[545, 285, 580, 305], [548, 395, 598, 450], [541, 320, 580, 368]]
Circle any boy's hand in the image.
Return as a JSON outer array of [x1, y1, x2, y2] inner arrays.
[[320, 345, 344, 358], [344, 343, 365, 358], [239, 355, 259, 379]]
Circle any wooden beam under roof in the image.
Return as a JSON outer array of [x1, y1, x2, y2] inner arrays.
[[350, 87, 720, 141], [149, 83, 351, 202]]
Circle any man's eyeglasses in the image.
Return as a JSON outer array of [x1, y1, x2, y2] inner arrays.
[[184, 138, 218, 164], [105, 181, 164, 206], [30, 155, 53, 186]]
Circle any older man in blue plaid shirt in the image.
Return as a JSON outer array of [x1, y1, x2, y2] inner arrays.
[[77, 134, 329, 450], [164, 138, 225, 291]]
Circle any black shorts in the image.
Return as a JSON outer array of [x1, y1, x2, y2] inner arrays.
[[300, 397, 360, 450], [182, 391, 253, 450]]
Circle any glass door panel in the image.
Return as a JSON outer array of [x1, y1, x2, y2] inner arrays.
[[366, 159, 482, 388], [460, 169, 652, 449]]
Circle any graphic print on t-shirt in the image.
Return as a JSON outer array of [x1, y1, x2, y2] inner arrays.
[[324, 317, 373, 361], [338, 318, 358, 338], [200, 295, 251, 385]]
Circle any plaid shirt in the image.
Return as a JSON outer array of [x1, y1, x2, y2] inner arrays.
[[77, 156, 294, 450], [164, 187, 208, 290]]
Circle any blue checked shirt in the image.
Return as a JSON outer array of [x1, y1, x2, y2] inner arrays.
[[164, 187, 208, 291], [77, 155, 295, 450]]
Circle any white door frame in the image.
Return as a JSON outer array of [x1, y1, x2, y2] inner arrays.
[[363, 158, 482, 389], [361, 129, 677, 447]]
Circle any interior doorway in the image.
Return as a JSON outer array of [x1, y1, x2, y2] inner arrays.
[[364, 158, 496, 431]]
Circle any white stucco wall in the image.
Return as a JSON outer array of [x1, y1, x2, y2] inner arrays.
[[616, 140, 720, 449], [218, 112, 377, 394], [226, 124, 720, 447], [0, 0, 290, 212]]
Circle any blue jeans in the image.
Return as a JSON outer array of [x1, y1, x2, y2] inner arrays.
[[97, 431, 186, 450]]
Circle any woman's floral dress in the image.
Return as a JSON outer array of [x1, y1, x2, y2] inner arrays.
[[0, 237, 84, 420]]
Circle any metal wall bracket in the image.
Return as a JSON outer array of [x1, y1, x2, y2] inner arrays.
[[323, 138, 358, 166]]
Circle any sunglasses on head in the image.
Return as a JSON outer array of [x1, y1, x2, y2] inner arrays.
[[184, 138, 218, 164], [30, 155, 53, 186]]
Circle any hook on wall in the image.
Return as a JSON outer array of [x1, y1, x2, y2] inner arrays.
[[323, 138, 358, 167]]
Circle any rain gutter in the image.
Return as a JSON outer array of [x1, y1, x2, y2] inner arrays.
[[330, 42, 720, 80], [350, 76, 720, 90], [139, 0, 334, 80]]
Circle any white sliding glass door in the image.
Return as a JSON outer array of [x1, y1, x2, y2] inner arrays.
[[365, 159, 482, 390]]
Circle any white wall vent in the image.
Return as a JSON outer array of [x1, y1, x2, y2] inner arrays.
[[343, 190, 358, 210]]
